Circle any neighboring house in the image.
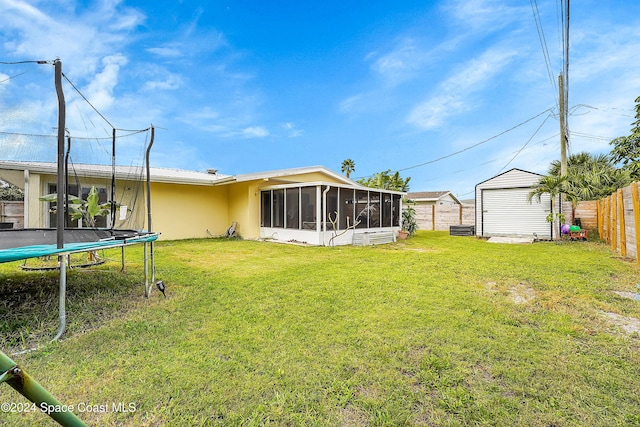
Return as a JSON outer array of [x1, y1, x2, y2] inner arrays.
[[0, 161, 404, 246], [406, 191, 461, 206], [475, 168, 559, 239], [406, 190, 474, 231]]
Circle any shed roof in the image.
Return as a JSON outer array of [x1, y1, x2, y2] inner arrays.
[[475, 168, 543, 188]]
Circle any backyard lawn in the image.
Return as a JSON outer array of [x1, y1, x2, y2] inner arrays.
[[1, 231, 639, 426]]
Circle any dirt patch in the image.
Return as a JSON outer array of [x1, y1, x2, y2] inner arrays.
[[339, 405, 368, 427], [508, 284, 535, 304], [612, 291, 639, 301], [599, 310, 640, 335], [485, 282, 535, 304]]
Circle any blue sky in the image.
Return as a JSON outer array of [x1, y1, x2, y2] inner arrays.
[[1, 0, 639, 199]]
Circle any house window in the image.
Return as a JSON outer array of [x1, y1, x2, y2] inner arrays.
[[301, 187, 316, 230], [339, 188, 354, 229], [325, 187, 338, 229], [382, 193, 392, 227], [369, 191, 381, 228], [392, 194, 401, 227], [355, 190, 369, 229], [261, 186, 400, 232], [273, 189, 284, 228], [261, 191, 271, 227], [286, 188, 300, 229], [47, 184, 108, 228]]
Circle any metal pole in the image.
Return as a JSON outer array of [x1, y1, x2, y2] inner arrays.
[[143, 242, 149, 297], [145, 126, 155, 297], [52, 254, 67, 342], [0, 350, 87, 426], [65, 135, 71, 228], [55, 59, 65, 249], [145, 126, 154, 233], [111, 128, 116, 229]]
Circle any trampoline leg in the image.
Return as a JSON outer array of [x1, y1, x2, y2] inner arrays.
[[150, 241, 155, 286], [143, 242, 150, 298], [52, 255, 67, 342]]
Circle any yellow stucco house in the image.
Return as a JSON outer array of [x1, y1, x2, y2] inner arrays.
[[0, 161, 404, 246]]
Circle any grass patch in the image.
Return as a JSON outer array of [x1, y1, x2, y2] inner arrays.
[[1, 232, 640, 426]]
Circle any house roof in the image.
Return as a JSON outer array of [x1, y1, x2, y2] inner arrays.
[[0, 161, 371, 189], [0, 160, 234, 185], [406, 190, 461, 204], [233, 165, 360, 186]]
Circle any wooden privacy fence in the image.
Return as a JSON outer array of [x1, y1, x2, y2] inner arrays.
[[0, 201, 23, 229], [414, 203, 475, 231], [596, 182, 640, 263]]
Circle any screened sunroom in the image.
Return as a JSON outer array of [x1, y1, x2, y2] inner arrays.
[[259, 182, 404, 246]]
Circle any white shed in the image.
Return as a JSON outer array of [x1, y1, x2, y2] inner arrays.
[[475, 168, 559, 239]]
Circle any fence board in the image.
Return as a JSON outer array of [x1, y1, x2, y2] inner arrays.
[[0, 201, 24, 229], [583, 181, 640, 263], [414, 204, 474, 231]]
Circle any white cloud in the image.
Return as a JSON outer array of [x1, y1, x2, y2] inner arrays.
[[442, 0, 527, 32], [84, 54, 128, 110], [242, 126, 269, 138], [407, 47, 517, 130], [147, 45, 183, 58], [281, 122, 303, 138], [339, 94, 363, 114], [142, 69, 184, 91], [368, 38, 423, 85]]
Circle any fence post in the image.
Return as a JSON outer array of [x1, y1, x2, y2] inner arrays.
[[431, 205, 435, 231], [631, 182, 640, 265], [604, 196, 610, 244], [611, 192, 618, 251], [618, 189, 627, 257], [597, 199, 604, 240]]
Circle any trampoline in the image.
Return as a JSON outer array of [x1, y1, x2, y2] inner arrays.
[[0, 58, 164, 427], [0, 59, 161, 344], [0, 228, 158, 263], [0, 228, 159, 343]]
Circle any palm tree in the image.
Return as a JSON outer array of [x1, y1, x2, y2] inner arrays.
[[548, 152, 630, 201], [341, 159, 355, 178], [528, 175, 567, 240]]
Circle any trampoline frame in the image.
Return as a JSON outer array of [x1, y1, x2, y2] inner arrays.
[[0, 230, 159, 342]]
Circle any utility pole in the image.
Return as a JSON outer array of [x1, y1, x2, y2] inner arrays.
[[558, 72, 567, 177]]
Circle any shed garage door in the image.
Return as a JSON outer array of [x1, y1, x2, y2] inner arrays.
[[481, 188, 552, 237]]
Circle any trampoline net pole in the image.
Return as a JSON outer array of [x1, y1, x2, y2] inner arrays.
[[52, 255, 67, 342], [143, 242, 150, 297], [55, 59, 65, 250]]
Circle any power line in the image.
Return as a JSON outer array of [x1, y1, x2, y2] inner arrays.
[[0, 70, 30, 85], [0, 59, 56, 65], [397, 108, 554, 173], [530, 0, 558, 105], [496, 112, 553, 173]]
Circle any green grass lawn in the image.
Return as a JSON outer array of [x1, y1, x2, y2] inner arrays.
[[1, 231, 640, 426]]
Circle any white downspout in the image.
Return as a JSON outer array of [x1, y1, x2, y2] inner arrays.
[[322, 185, 331, 246]]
